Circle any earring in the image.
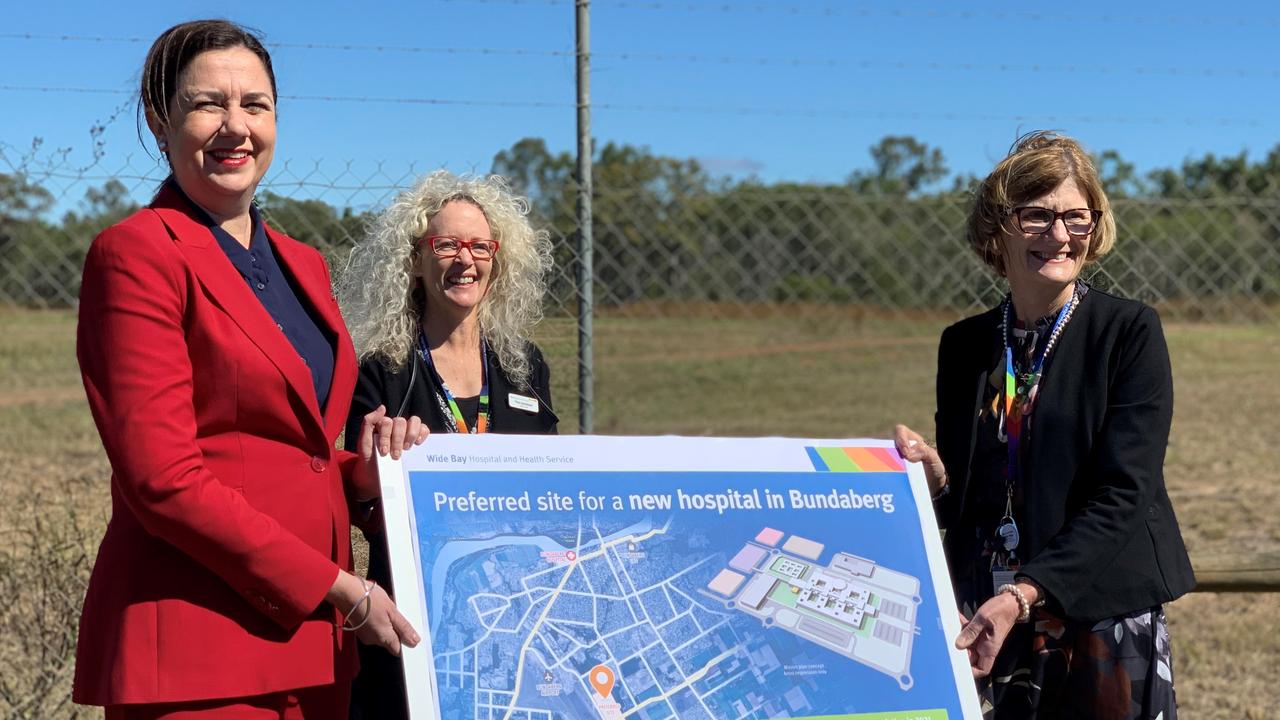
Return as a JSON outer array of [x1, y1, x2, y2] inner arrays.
[[157, 138, 168, 152]]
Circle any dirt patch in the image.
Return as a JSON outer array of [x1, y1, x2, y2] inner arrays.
[[0, 387, 85, 409]]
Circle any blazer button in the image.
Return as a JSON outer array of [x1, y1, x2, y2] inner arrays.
[[311, 456, 328, 473]]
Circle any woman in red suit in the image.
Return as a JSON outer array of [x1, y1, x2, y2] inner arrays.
[[73, 20, 424, 719]]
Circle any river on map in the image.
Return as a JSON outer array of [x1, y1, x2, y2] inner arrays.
[[426, 518, 656, 638]]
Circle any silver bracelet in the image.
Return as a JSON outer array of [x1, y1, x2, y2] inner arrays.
[[996, 583, 1031, 623], [342, 579, 376, 632]]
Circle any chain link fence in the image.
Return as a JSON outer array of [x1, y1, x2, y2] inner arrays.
[[4, 144, 1280, 433], [5, 150, 1279, 324], [3, 147, 1280, 718]]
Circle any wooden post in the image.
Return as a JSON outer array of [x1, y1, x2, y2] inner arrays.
[[1190, 553, 1280, 593]]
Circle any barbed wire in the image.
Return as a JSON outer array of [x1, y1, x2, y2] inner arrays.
[[4, 33, 1278, 79], [0, 85, 1267, 127], [0, 85, 128, 96], [0, 33, 573, 56], [594, 53, 1280, 79], [433, 0, 1280, 26]]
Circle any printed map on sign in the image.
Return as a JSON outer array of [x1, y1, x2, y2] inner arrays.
[[710, 529, 922, 690], [378, 436, 981, 720]]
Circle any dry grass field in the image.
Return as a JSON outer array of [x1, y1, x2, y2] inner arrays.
[[1, 307, 1276, 718]]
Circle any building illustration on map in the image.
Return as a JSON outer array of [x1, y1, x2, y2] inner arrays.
[[704, 527, 921, 690]]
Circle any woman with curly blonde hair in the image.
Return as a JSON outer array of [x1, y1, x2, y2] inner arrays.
[[335, 170, 557, 719]]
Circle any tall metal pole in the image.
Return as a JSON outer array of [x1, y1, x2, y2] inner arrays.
[[575, 0, 595, 433]]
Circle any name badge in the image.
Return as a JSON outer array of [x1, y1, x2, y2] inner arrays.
[[508, 393, 540, 413], [992, 569, 1018, 597]]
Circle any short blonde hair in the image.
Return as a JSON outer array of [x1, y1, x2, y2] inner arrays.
[[966, 131, 1116, 276], [335, 171, 553, 388]]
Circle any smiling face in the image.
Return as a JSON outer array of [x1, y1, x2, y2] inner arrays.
[[999, 177, 1093, 309], [416, 200, 496, 323], [149, 46, 276, 218]]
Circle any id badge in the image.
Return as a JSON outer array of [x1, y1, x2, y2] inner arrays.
[[992, 568, 1018, 596], [508, 393, 540, 413]]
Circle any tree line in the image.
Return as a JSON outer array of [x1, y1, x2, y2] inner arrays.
[[2, 136, 1278, 310]]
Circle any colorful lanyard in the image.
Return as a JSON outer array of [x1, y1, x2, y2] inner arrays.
[[1000, 287, 1078, 484], [417, 331, 489, 434], [992, 286, 1080, 571]]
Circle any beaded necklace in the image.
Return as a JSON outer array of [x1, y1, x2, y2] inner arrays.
[[990, 281, 1082, 573], [997, 282, 1080, 451]]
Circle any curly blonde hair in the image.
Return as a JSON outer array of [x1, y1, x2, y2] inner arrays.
[[335, 170, 553, 388], [966, 130, 1116, 277]]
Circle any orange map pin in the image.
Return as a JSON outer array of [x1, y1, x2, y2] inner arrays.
[[588, 664, 615, 698]]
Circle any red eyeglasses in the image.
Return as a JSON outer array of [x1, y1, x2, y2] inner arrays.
[[419, 236, 500, 260]]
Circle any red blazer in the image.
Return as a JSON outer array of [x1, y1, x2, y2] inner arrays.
[[73, 185, 362, 705]]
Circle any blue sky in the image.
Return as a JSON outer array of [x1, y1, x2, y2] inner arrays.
[[2, 0, 1276, 208]]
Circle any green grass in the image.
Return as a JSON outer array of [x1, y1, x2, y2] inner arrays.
[[2, 308, 1277, 718], [536, 314, 940, 436]]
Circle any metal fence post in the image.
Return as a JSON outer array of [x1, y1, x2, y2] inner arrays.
[[575, 0, 595, 434]]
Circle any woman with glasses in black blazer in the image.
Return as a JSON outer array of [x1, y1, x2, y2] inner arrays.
[[896, 132, 1195, 719]]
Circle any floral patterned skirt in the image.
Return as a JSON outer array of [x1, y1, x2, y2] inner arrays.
[[967, 604, 1178, 719]]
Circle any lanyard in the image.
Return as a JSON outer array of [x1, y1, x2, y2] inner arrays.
[[991, 285, 1079, 573], [417, 331, 489, 434], [1000, 287, 1077, 485]]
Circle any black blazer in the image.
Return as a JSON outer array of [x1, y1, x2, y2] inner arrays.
[[344, 341, 557, 720], [933, 287, 1195, 623], [344, 341, 558, 443]]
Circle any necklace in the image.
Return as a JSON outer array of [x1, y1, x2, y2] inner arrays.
[[989, 282, 1081, 576], [997, 283, 1080, 446]]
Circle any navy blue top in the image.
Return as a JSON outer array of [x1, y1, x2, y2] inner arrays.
[[176, 184, 335, 410]]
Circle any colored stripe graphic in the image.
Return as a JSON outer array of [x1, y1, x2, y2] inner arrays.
[[844, 446, 906, 472], [842, 447, 893, 472], [815, 447, 858, 471], [806, 446, 906, 472], [805, 446, 829, 471], [795, 711, 947, 720], [868, 446, 906, 471]]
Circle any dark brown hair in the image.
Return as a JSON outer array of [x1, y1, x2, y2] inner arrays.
[[966, 130, 1116, 276], [139, 19, 276, 135]]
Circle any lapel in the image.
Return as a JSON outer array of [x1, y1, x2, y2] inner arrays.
[[409, 339, 557, 432], [1021, 287, 1091, 501], [486, 350, 512, 429], [268, 225, 356, 439], [955, 308, 1004, 525], [485, 348, 559, 431], [409, 347, 453, 430], [149, 186, 332, 437]]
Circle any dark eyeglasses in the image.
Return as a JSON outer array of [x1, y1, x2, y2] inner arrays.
[[1011, 207, 1102, 237], [420, 235, 500, 260]]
